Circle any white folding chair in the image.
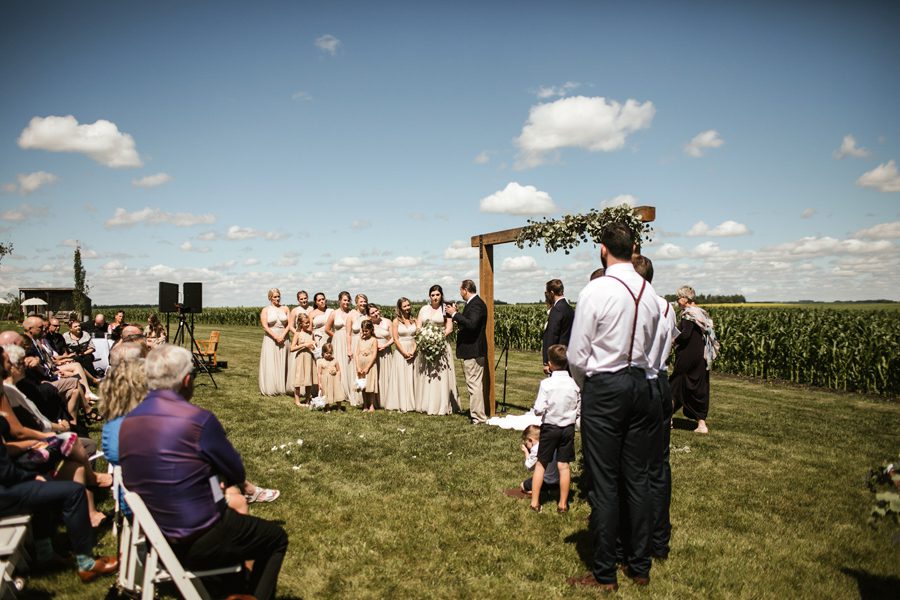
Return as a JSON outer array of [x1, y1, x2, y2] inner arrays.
[[0, 515, 30, 599], [123, 490, 241, 600]]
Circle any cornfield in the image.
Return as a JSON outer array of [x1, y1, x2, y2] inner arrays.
[[97, 304, 899, 396]]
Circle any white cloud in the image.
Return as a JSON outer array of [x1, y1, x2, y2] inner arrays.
[[535, 81, 581, 99], [17, 115, 142, 168], [291, 91, 313, 101], [196, 231, 217, 241], [767, 236, 893, 257], [600, 194, 637, 209], [686, 220, 751, 237], [333, 257, 363, 272], [132, 173, 172, 188], [833, 134, 870, 159], [692, 241, 720, 257], [13, 171, 58, 194], [652, 243, 686, 260], [180, 241, 211, 253], [684, 129, 724, 158], [857, 160, 900, 192], [224, 225, 286, 240], [515, 96, 655, 168], [502, 256, 538, 271], [801, 208, 815, 219], [474, 151, 490, 165], [105, 207, 215, 228], [853, 221, 900, 240], [386, 256, 422, 268], [480, 182, 557, 215], [315, 34, 341, 56], [243, 258, 259, 266], [275, 256, 298, 267], [101, 260, 125, 271], [1, 204, 48, 222], [444, 240, 478, 260], [351, 219, 371, 230]]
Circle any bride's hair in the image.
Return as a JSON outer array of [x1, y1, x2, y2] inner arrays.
[[428, 284, 444, 305]]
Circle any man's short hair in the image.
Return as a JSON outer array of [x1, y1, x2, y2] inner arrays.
[[145, 344, 194, 391], [601, 222, 635, 260], [590, 267, 605, 281], [547, 344, 568, 369], [110, 341, 149, 367], [461, 279, 476, 294], [545, 279, 564, 297], [632, 255, 654, 283]]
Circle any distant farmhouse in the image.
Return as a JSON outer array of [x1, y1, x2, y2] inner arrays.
[[18, 287, 92, 319]]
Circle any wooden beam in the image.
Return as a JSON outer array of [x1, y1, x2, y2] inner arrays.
[[478, 241, 496, 416], [470, 227, 523, 248]]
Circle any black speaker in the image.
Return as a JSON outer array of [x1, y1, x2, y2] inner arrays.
[[183, 282, 203, 314], [158, 282, 179, 313]]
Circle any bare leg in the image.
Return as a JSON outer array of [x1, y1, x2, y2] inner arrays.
[[558, 462, 571, 510], [530, 463, 546, 510], [56, 459, 105, 527], [294, 387, 302, 407]]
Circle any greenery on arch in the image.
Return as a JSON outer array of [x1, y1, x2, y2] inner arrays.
[[514, 204, 653, 254]]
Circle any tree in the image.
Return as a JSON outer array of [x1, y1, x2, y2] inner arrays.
[[0, 241, 12, 266], [72, 243, 89, 318]]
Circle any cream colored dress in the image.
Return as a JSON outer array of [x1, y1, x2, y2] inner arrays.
[[312, 309, 333, 351], [414, 305, 458, 415], [392, 319, 418, 412], [259, 306, 289, 395], [317, 357, 345, 404], [372, 318, 395, 409], [330, 310, 354, 401], [293, 330, 317, 392], [347, 313, 368, 407], [356, 337, 379, 393]]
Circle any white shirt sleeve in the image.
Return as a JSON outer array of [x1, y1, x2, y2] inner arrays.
[[524, 443, 539, 471]]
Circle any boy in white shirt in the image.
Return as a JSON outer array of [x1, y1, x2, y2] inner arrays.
[[530, 344, 581, 513]]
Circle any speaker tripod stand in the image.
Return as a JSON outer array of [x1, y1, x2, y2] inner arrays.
[[171, 310, 217, 389]]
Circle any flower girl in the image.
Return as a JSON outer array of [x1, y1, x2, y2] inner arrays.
[[355, 320, 378, 412], [317, 343, 346, 410], [290, 313, 317, 407]]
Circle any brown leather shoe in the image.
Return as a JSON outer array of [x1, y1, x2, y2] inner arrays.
[[621, 565, 650, 586], [77, 556, 118, 583], [566, 572, 618, 592]]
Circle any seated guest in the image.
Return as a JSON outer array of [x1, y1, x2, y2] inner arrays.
[[119, 345, 288, 600], [1, 329, 90, 429], [84, 314, 108, 339], [37, 318, 100, 401], [107, 311, 125, 342], [58, 318, 102, 381], [144, 313, 167, 347], [0, 416, 118, 583]]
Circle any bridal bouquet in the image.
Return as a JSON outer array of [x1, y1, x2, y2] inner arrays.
[[416, 321, 447, 369]]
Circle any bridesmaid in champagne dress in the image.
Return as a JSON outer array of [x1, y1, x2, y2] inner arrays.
[[391, 297, 418, 412], [346, 293, 369, 407], [325, 291, 355, 403], [287, 290, 312, 386], [368, 304, 395, 410], [415, 284, 458, 415], [259, 288, 290, 395]]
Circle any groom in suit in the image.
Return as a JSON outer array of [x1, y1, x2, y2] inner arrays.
[[445, 279, 488, 424], [542, 279, 575, 375]]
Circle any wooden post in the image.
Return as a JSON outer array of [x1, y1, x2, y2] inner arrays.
[[477, 238, 495, 416], [471, 206, 655, 417]]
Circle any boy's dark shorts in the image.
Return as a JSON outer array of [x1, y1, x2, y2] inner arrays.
[[537, 423, 575, 465]]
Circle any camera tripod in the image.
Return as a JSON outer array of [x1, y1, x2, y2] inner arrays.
[[170, 310, 217, 389]]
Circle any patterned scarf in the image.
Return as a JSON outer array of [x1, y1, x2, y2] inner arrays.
[[681, 305, 720, 370]]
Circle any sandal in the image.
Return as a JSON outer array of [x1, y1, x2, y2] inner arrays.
[[529, 505, 542, 513], [245, 487, 280, 503]]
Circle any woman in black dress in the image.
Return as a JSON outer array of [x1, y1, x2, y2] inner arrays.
[[670, 285, 719, 434]]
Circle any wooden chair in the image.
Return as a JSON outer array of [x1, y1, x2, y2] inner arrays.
[[194, 331, 220, 367], [122, 488, 241, 600]]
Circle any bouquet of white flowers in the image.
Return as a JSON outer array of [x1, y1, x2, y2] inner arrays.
[[416, 321, 447, 371]]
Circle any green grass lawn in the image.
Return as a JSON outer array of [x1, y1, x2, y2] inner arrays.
[[17, 323, 900, 599]]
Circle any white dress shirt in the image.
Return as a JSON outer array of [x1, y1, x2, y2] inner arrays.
[[647, 295, 678, 378], [533, 370, 581, 426], [567, 261, 662, 388]]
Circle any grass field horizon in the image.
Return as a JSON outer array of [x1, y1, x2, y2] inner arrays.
[[9, 322, 900, 599]]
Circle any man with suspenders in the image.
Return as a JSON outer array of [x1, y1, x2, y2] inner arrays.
[[566, 223, 662, 591]]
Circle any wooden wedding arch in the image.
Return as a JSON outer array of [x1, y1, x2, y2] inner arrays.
[[470, 205, 656, 417]]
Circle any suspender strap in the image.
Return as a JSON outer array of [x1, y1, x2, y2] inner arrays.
[[606, 275, 647, 367], [664, 302, 670, 318]]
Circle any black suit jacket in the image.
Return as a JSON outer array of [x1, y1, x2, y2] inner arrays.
[[453, 295, 488, 359], [542, 297, 574, 365]]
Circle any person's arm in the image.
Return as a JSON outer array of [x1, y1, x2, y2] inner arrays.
[[260, 307, 278, 341], [287, 307, 299, 336], [1, 395, 50, 442], [391, 319, 408, 359], [524, 444, 539, 470], [452, 298, 485, 332], [567, 289, 596, 389], [290, 332, 302, 352], [198, 413, 246, 488], [533, 380, 549, 416], [377, 325, 393, 352], [324, 310, 338, 339]]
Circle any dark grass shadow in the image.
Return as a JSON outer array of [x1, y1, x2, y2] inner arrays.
[[672, 417, 698, 431], [564, 528, 593, 570], [841, 568, 900, 600]]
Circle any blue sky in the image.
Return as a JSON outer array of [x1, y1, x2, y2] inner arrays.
[[1, 1, 898, 306]]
